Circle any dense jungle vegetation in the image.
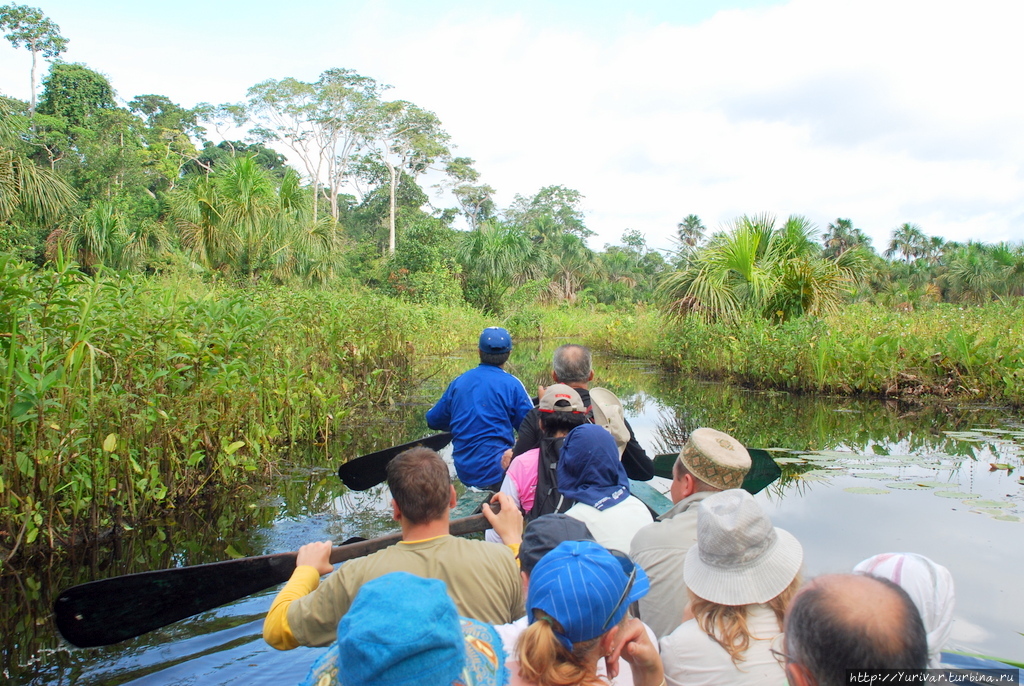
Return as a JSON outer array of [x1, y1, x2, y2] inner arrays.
[[1, 5, 1022, 560]]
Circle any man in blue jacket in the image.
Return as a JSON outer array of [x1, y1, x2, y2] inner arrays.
[[426, 327, 534, 490]]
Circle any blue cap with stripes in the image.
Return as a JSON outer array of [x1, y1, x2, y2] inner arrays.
[[526, 540, 649, 651]]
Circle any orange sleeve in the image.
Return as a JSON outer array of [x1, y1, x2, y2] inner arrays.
[[263, 566, 322, 650]]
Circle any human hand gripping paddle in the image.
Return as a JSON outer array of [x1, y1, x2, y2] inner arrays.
[[53, 497, 501, 648]]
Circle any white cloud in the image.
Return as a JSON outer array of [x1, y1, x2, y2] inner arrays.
[[2, 0, 1022, 251]]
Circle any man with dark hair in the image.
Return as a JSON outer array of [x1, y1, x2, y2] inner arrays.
[[508, 343, 654, 481], [427, 327, 534, 490], [782, 574, 929, 686], [263, 447, 525, 650], [629, 428, 752, 638]]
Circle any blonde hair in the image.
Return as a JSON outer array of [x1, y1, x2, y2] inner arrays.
[[689, 574, 803, 665], [516, 611, 608, 686]]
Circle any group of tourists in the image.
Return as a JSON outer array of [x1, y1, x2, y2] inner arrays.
[[263, 329, 958, 686]]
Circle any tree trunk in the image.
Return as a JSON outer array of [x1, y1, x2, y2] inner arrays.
[[387, 161, 397, 255], [29, 48, 37, 117]]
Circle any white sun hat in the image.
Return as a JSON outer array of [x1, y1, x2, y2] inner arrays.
[[683, 489, 803, 606]]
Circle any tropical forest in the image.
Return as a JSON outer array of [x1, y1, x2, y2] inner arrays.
[[1, 3, 1023, 683]]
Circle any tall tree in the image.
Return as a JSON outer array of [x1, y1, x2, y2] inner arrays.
[[885, 222, 927, 261], [246, 69, 385, 221], [676, 214, 705, 250], [446, 157, 494, 230], [362, 99, 450, 254], [0, 4, 67, 116], [504, 185, 592, 240]]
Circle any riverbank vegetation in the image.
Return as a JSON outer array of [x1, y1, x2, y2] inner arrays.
[[2, 11, 1023, 557], [0, 254, 484, 563]]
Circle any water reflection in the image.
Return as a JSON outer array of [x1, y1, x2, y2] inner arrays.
[[3, 341, 1022, 683]]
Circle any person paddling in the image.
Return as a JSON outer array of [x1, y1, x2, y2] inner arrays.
[[427, 327, 534, 491]]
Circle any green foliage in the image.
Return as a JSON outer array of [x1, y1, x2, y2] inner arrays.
[[38, 61, 115, 126], [504, 184, 592, 239], [0, 253, 483, 558], [588, 301, 1024, 406], [659, 213, 866, 322]]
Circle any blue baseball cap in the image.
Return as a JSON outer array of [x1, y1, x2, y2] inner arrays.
[[526, 540, 649, 651], [479, 327, 512, 354], [300, 572, 508, 686]]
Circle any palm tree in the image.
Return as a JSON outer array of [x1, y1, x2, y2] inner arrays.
[[457, 222, 537, 314], [885, 223, 927, 261], [658, 213, 864, 322], [542, 232, 594, 303], [676, 214, 705, 250], [48, 201, 135, 271], [0, 101, 76, 225]]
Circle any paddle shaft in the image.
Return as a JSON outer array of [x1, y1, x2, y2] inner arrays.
[[54, 506, 497, 648]]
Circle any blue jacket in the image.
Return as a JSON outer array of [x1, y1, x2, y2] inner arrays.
[[426, 364, 534, 488]]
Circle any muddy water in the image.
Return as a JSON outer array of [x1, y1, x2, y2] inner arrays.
[[4, 342, 1022, 683]]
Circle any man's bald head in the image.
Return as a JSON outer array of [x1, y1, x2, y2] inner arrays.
[[784, 574, 928, 686], [552, 344, 593, 385]]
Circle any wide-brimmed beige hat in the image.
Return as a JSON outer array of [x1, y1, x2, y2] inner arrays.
[[679, 428, 751, 490], [588, 387, 630, 456], [683, 489, 803, 606]]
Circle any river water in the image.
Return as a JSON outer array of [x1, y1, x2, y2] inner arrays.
[[3, 342, 1022, 683]]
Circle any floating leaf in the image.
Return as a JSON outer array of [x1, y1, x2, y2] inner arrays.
[[851, 472, 898, 480], [844, 486, 890, 495], [889, 483, 933, 490], [992, 514, 1021, 522], [102, 434, 118, 453], [965, 499, 1013, 508], [972, 507, 1014, 516], [913, 480, 953, 488], [934, 491, 979, 499]]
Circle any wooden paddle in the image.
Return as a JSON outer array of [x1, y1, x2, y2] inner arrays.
[[54, 500, 496, 648], [652, 448, 782, 495], [337, 431, 454, 490]]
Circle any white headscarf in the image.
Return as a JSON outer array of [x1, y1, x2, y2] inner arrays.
[[853, 553, 955, 668]]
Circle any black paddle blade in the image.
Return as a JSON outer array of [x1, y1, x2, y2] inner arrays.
[[652, 448, 781, 495], [337, 432, 454, 490], [54, 552, 298, 648]]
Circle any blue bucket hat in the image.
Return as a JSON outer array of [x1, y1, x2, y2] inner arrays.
[[478, 327, 512, 354], [300, 572, 508, 686], [526, 540, 649, 652], [557, 424, 630, 511]]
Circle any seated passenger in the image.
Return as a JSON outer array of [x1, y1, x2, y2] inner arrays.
[[557, 424, 654, 552], [512, 539, 664, 686], [300, 572, 508, 686], [660, 489, 803, 686], [494, 514, 659, 686], [853, 552, 954, 668]]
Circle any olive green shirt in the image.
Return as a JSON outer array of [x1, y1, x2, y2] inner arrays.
[[287, 535, 524, 647]]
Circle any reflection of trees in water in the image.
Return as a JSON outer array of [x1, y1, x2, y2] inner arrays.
[[0, 489, 275, 682]]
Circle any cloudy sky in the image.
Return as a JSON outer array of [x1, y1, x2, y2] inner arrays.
[[2, 0, 1022, 252]]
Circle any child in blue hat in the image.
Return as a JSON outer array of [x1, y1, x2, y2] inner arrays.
[[512, 540, 664, 686]]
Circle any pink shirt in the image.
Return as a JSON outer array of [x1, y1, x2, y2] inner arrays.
[[505, 448, 540, 513]]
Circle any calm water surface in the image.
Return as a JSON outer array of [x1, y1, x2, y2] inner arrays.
[[4, 342, 1022, 683]]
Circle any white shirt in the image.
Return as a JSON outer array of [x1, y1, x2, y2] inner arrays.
[[564, 495, 654, 553], [660, 604, 787, 686]]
